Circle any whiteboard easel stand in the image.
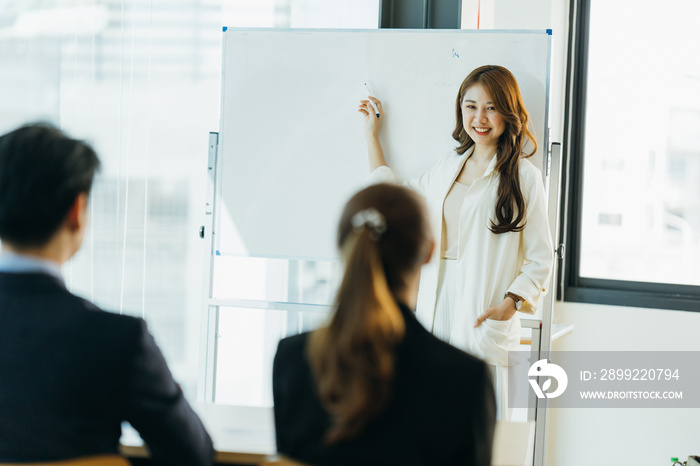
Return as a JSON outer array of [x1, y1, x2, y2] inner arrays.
[[199, 28, 564, 463]]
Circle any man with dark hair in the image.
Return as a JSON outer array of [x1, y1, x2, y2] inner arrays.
[[0, 123, 214, 465]]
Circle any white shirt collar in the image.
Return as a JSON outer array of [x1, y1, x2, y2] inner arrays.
[[0, 251, 64, 283], [482, 151, 498, 177]]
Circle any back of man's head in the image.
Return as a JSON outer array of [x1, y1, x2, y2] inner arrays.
[[0, 123, 100, 248]]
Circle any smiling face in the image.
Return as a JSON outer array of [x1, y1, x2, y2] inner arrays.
[[460, 83, 506, 152]]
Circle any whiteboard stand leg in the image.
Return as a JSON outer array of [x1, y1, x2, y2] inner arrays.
[[533, 394, 549, 466], [531, 142, 563, 465], [528, 323, 541, 423], [202, 305, 220, 402], [197, 132, 220, 403]]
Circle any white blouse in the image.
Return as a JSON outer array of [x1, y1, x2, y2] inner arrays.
[[441, 181, 470, 260], [368, 147, 554, 365]]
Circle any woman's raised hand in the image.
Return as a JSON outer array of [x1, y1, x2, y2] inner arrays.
[[358, 96, 388, 171], [358, 96, 383, 140]]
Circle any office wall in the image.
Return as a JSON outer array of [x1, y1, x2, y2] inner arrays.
[[480, 1, 700, 464], [548, 302, 700, 465]]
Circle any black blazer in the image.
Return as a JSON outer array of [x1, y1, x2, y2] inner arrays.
[[0, 272, 214, 465], [273, 303, 496, 466]]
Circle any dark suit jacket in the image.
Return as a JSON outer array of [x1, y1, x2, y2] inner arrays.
[[273, 303, 496, 466], [0, 272, 214, 465]]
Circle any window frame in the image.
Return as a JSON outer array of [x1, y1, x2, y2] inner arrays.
[[561, 0, 700, 312]]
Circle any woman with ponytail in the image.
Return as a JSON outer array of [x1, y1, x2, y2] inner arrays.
[[273, 183, 496, 466], [358, 65, 554, 418]]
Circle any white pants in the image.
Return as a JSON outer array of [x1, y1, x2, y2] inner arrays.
[[432, 259, 514, 420]]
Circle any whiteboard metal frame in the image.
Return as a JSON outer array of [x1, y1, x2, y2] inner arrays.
[[197, 132, 222, 403]]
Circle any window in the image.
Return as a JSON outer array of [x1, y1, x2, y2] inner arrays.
[[0, 0, 378, 402], [1, 0, 223, 397], [564, 0, 700, 310]]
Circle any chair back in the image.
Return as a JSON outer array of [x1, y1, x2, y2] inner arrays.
[[0, 454, 130, 466], [262, 455, 309, 466], [492, 420, 536, 466]]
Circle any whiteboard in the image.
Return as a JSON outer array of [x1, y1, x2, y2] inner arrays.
[[219, 28, 551, 259]]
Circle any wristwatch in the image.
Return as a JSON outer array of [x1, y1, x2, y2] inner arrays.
[[505, 292, 523, 312]]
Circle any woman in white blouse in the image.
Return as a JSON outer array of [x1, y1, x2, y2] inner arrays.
[[358, 65, 553, 419]]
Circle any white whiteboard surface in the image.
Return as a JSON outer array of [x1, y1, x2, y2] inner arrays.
[[219, 28, 550, 258]]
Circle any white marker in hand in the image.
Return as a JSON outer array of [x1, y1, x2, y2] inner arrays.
[[364, 82, 380, 118]]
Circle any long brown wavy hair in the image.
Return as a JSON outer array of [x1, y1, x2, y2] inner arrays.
[[307, 183, 432, 444], [452, 65, 537, 234]]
